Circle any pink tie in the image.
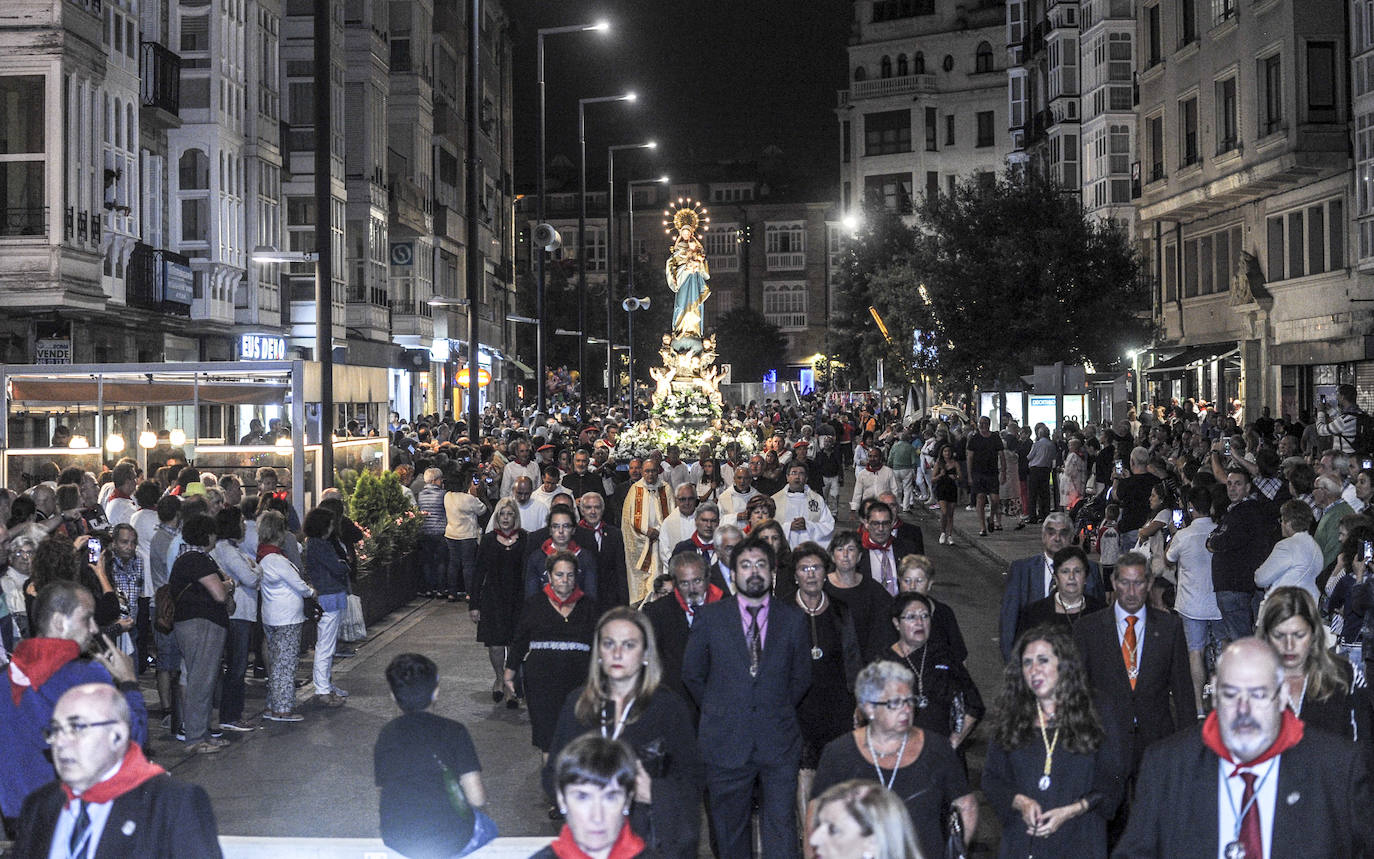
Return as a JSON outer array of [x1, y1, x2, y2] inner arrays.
[[879, 551, 895, 595]]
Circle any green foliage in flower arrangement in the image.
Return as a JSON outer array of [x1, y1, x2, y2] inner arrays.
[[349, 471, 421, 575]]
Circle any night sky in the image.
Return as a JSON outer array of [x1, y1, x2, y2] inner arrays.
[[504, 0, 853, 191]]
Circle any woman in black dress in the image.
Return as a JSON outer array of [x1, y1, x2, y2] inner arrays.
[[504, 551, 597, 757], [811, 660, 977, 859], [983, 626, 1122, 859], [471, 497, 527, 704], [1016, 545, 1105, 643], [1257, 586, 1360, 741], [544, 607, 704, 858], [884, 592, 982, 755], [790, 542, 862, 828], [825, 530, 893, 663], [896, 554, 968, 663], [931, 443, 961, 546], [752, 519, 795, 599]]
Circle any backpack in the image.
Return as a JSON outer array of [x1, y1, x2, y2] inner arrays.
[[153, 582, 194, 634], [1354, 412, 1374, 456]]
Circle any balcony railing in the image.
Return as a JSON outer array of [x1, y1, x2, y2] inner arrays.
[[1, 206, 47, 238], [140, 41, 182, 116], [127, 242, 192, 316], [850, 74, 936, 101], [707, 254, 739, 272], [389, 299, 433, 317], [766, 252, 805, 271]]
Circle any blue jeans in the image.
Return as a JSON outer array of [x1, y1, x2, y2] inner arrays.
[[418, 533, 448, 592], [447, 537, 478, 595], [219, 618, 253, 723], [1215, 590, 1254, 644]]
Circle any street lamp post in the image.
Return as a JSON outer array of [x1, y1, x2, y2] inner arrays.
[[625, 177, 669, 316], [606, 142, 656, 405], [537, 20, 607, 418], [622, 296, 651, 415], [578, 92, 636, 420]]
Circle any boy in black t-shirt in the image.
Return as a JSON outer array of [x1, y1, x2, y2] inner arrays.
[[374, 654, 494, 858]]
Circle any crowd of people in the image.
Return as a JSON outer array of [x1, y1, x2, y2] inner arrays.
[[3, 383, 1374, 857]]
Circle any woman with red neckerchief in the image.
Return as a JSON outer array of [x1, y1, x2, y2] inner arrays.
[[524, 505, 599, 604], [530, 735, 652, 859], [506, 551, 596, 759]]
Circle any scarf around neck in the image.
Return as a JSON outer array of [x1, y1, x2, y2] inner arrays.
[[549, 821, 646, 859], [544, 584, 584, 609], [542, 538, 581, 556], [860, 528, 892, 551], [8, 638, 81, 705], [256, 543, 285, 563], [674, 583, 724, 615], [1201, 708, 1304, 775], [61, 742, 165, 806]]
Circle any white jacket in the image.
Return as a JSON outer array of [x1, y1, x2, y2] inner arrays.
[[259, 551, 315, 626]]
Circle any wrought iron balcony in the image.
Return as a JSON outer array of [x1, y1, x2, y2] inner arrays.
[[140, 41, 181, 116], [0, 206, 46, 238]]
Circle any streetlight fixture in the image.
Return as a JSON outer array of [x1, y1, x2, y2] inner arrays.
[[606, 142, 656, 405], [578, 91, 637, 419], [622, 295, 651, 413], [537, 20, 610, 417]]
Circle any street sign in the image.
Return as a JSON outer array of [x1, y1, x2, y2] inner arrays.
[[389, 242, 414, 266]]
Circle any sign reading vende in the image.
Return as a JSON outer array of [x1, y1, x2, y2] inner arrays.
[[35, 338, 72, 364]]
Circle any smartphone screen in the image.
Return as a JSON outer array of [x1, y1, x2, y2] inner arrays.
[[1223, 440, 1231, 455], [87, 538, 102, 564], [1172, 510, 1185, 529], [1364, 541, 1374, 564], [1364, 459, 1373, 471]]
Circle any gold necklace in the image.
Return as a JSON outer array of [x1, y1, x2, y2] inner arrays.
[[1036, 705, 1061, 792]]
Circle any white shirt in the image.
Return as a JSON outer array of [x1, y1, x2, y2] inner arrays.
[[103, 495, 137, 527], [663, 460, 692, 489], [487, 498, 549, 533], [1216, 757, 1280, 859], [657, 509, 695, 568], [850, 466, 900, 511], [130, 507, 160, 597], [47, 761, 122, 859], [1114, 601, 1146, 648], [718, 486, 759, 523], [500, 459, 540, 499], [773, 487, 835, 549], [1253, 531, 1325, 600], [1041, 553, 1055, 599], [1166, 516, 1222, 621]]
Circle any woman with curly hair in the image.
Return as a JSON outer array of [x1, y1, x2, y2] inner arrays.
[[1257, 586, 1359, 741], [983, 626, 1123, 858]]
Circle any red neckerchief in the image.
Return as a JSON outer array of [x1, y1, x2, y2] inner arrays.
[[8, 638, 82, 706], [860, 529, 892, 551], [108, 488, 132, 501], [61, 742, 165, 806], [495, 528, 520, 540], [578, 519, 604, 535], [866, 460, 883, 473], [256, 543, 285, 562], [674, 583, 724, 615], [169, 486, 184, 496], [1201, 708, 1305, 775], [543, 584, 585, 609], [549, 821, 646, 859], [691, 532, 714, 550], [542, 539, 582, 556]]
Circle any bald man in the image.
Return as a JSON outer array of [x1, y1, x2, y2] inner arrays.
[[14, 683, 222, 857]]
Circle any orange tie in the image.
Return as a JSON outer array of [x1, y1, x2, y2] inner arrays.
[[1122, 615, 1138, 690]]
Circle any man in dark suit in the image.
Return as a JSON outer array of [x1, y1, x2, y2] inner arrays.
[[15, 683, 222, 858], [560, 448, 604, 502], [1115, 637, 1374, 858], [855, 501, 923, 594], [670, 502, 731, 593], [1075, 553, 1194, 839], [683, 536, 812, 859], [644, 552, 725, 707], [999, 511, 1105, 662], [573, 491, 628, 614]]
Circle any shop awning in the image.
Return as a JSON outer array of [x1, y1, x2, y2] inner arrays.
[[1142, 344, 1239, 375]]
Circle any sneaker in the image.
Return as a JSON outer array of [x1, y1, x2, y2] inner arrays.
[[219, 719, 258, 733], [330, 686, 349, 698], [263, 711, 305, 723], [938, 533, 947, 545], [314, 692, 345, 708], [173, 729, 187, 742], [209, 727, 223, 739], [965, 504, 976, 511], [186, 741, 225, 755], [979, 529, 988, 537]]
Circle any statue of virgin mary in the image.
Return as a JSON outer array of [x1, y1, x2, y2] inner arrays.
[[664, 204, 710, 342]]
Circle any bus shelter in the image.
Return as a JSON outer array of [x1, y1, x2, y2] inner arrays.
[[1, 361, 388, 515]]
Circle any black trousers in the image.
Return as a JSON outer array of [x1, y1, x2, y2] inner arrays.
[[1028, 466, 1053, 521], [705, 755, 800, 859]]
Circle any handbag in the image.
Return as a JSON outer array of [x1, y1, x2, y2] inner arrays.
[[945, 804, 968, 859], [302, 596, 325, 622], [340, 593, 367, 642], [153, 583, 194, 634]]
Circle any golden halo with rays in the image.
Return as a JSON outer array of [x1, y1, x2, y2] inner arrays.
[[662, 197, 710, 235]]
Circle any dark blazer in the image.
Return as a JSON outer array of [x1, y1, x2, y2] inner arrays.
[[1113, 725, 1374, 858], [855, 532, 925, 584], [1073, 606, 1194, 771], [999, 554, 1105, 662], [644, 594, 694, 703], [16, 774, 222, 859], [682, 595, 812, 769], [561, 470, 606, 502], [576, 524, 629, 613]]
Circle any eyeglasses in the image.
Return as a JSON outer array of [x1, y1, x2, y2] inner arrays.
[[899, 613, 931, 623], [43, 720, 119, 744], [867, 697, 917, 711], [10, 548, 34, 557], [1216, 685, 1280, 705], [797, 563, 825, 574], [868, 519, 893, 527]]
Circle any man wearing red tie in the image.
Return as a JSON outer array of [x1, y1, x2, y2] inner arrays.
[[1074, 554, 1192, 841], [1115, 637, 1374, 858]]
